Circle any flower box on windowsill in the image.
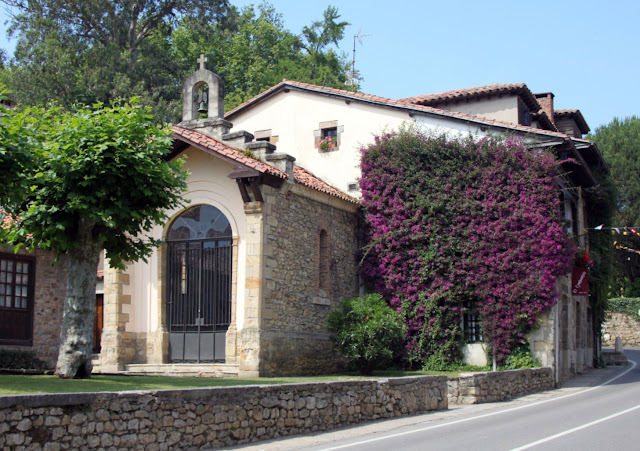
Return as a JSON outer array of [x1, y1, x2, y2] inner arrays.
[[317, 136, 338, 152]]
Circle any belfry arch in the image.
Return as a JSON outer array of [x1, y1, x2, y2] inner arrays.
[[181, 54, 225, 122]]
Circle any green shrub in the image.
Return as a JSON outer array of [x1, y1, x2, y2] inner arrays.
[[499, 342, 541, 370], [327, 294, 405, 375], [608, 297, 640, 318], [0, 349, 49, 371]]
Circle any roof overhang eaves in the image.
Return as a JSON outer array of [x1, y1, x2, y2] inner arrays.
[[169, 132, 287, 181]]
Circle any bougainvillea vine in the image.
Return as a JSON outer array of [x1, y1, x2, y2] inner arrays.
[[359, 127, 575, 366]]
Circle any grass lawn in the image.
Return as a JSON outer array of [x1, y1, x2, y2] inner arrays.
[[0, 370, 452, 396]]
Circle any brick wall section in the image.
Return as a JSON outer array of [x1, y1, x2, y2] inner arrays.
[[602, 312, 640, 346], [447, 367, 555, 405], [258, 185, 360, 376], [0, 376, 447, 449], [0, 248, 67, 368]]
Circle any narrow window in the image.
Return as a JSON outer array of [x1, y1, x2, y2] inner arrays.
[[463, 301, 483, 343], [318, 230, 331, 298], [255, 129, 279, 144]]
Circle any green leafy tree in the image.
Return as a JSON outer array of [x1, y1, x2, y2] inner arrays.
[[2, 2, 352, 119], [1, 0, 234, 120], [589, 117, 640, 293], [0, 94, 33, 210], [327, 294, 406, 375], [171, 3, 352, 111], [2, 100, 188, 378], [299, 5, 350, 84]]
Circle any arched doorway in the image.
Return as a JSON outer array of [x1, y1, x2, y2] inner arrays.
[[166, 205, 232, 362]]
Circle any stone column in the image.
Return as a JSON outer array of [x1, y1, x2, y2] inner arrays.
[[99, 265, 135, 372], [148, 247, 168, 365], [225, 237, 240, 364], [238, 202, 266, 376]]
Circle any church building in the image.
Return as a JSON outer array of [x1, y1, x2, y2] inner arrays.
[[96, 57, 360, 377]]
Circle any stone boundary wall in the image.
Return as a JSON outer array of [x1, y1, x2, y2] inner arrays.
[[448, 367, 554, 405], [602, 312, 640, 346], [0, 376, 447, 450]]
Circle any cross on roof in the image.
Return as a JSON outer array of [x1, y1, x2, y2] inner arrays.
[[197, 54, 208, 70]]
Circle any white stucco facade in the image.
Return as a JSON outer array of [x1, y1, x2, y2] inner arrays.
[[121, 147, 249, 337], [229, 90, 495, 195], [435, 97, 520, 124]]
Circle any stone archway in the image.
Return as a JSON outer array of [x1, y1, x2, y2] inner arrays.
[[165, 205, 232, 363]]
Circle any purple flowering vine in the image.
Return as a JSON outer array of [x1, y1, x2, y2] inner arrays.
[[359, 129, 574, 366]]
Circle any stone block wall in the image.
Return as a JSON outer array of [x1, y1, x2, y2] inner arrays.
[[448, 367, 554, 405], [0, 248, 67, 368], [0, 376, 447, 450], [602, 312, 640, 346], [258, 185, 360, 375]]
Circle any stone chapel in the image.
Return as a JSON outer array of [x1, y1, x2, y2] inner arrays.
[[95, 57, 361, 377]]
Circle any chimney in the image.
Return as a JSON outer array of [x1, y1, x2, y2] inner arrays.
[[535, 92, 555, 127]]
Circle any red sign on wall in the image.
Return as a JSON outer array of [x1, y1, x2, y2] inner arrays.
[[572, 267, 589, 296]]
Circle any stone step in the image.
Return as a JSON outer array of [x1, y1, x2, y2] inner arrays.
[[91, 354, 102, 374], [124, 363, 239, 378]]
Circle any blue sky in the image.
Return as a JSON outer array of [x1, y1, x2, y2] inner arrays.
[[1, 0, 638, 131]]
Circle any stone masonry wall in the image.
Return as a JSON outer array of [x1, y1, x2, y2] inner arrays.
[[0, 248, 67, 368], [602, 312, 640, 346], [0, 376, 447, 450], [447, 367, 554, 405], [259, 185, 360, 376]]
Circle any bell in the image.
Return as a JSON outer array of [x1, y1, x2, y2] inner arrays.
[[198, 101, 207, 114]]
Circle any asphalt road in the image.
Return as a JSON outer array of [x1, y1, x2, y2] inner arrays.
[[229, 349, 640, 451]]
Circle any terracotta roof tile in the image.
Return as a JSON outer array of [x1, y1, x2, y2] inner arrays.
[[399, 83, 540, 110], [554, 109, 590, 134], [171, 125, 287, 179], [171, 125, 358, 204], [293, 166, 359, 204]]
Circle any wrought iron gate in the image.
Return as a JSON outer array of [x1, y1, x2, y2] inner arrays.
[[165, 205, 232, 363]]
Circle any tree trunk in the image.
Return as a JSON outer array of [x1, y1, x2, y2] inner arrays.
[[55, 219, 102, 378]]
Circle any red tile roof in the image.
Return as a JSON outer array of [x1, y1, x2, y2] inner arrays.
[[226, 79, 412, 118], [171, 125, 287, 179], [225, 80, 571, 142], [171, 125, 356, 204], [554, 109, 590, 134], [399, 83, 542, 112], [293, 166, 358, 204]]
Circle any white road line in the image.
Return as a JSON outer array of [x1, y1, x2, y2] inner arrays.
[[319, 360, 637, 451], [510, 403, 640, 450]]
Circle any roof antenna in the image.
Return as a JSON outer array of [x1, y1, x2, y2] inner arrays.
[[346, 28, 371, 90]]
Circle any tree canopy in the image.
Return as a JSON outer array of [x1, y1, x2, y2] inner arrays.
[[1, 100, 188, 377], [1, 1, 352, 120], [589, 116, 640, 295]]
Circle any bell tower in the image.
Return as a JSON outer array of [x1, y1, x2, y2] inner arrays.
[[179, 54, 231, 138]]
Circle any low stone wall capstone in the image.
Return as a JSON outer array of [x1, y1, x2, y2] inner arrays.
[[0, 376, 447, 450], [448, 367, 554, 405]]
